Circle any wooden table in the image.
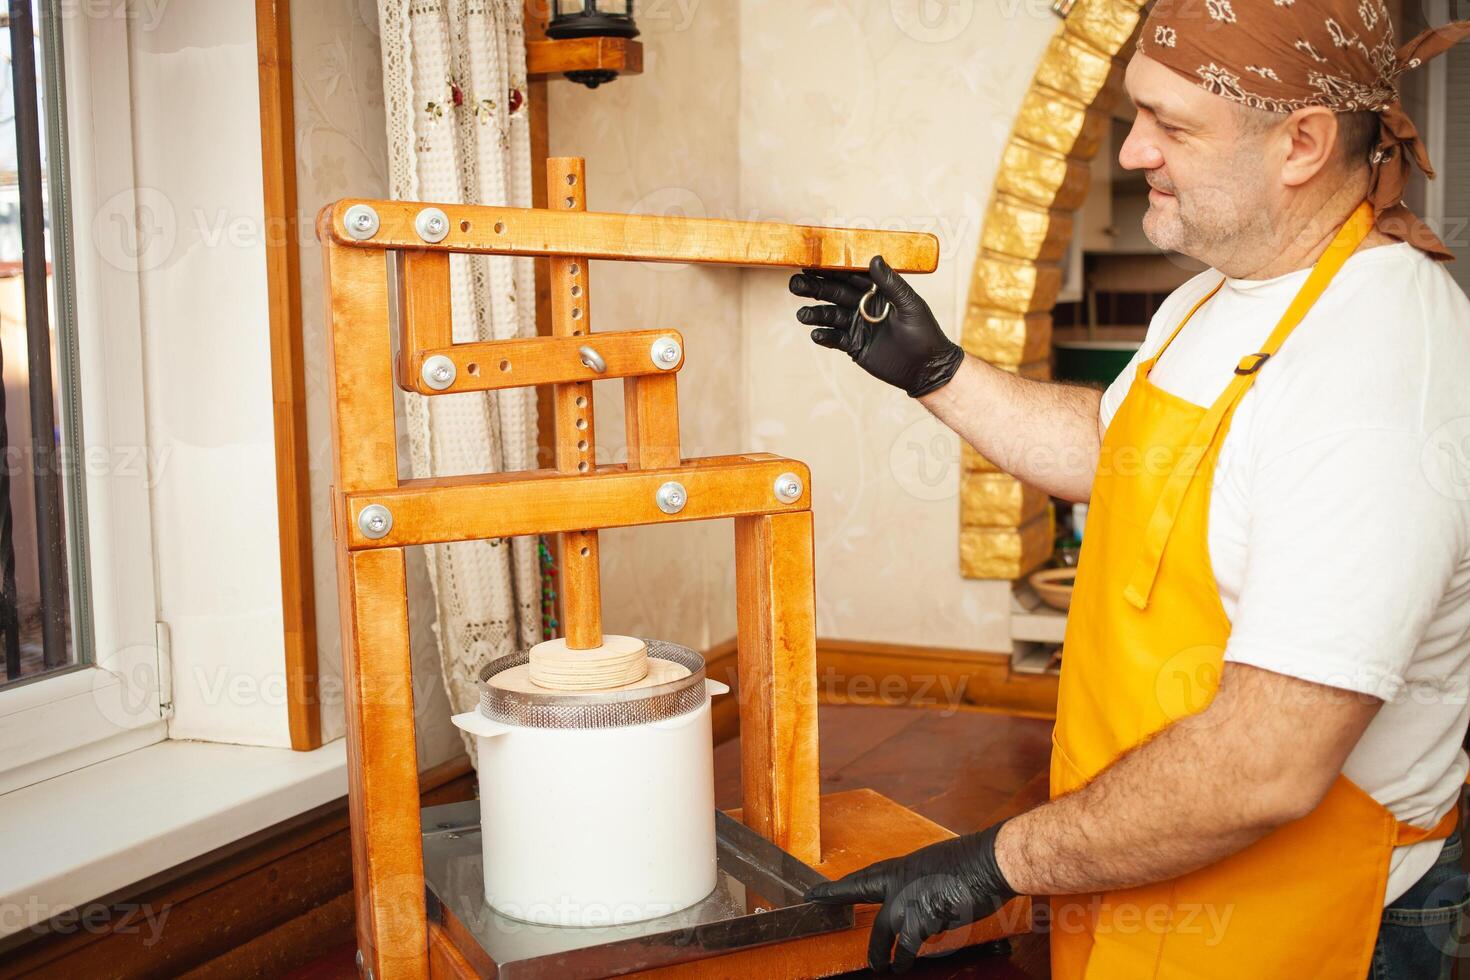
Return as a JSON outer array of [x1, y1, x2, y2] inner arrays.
[[714, 702, 1053, 979]]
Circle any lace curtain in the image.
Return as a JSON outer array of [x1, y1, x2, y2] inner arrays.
[[376, 0, 540, 754]]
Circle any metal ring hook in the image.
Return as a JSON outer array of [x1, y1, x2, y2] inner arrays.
[[578, 346, 607, 373], [858, 284, 891, 324]]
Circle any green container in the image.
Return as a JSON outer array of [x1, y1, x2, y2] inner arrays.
[[1053, 340, 1141, 386]]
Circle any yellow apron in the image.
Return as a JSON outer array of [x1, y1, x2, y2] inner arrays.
[[1050, 201, 1456, 979]]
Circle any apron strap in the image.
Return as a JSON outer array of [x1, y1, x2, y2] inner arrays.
[[1143, 281, 1225, 372], [1124, 202, 1377, 610], [1393, 804, 1459, 846]]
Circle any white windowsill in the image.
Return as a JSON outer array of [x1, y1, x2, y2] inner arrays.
[[0, 737, 348, 940]]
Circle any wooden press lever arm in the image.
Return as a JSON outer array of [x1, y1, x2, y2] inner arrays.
[[323, 197, 940, 273]]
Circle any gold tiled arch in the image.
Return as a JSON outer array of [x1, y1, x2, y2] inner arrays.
[[960, 0, 1147, 579]]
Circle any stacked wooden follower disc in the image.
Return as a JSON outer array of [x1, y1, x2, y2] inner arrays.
[[526, 634, 651, 691]]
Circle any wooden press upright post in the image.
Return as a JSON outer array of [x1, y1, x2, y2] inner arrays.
[[320, 231, 428, 978], [734, 509, 820, 865], [546, 158, 602, 649]]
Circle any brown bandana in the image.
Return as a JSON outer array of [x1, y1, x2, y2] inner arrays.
[[1137, 0, 1470, 260]]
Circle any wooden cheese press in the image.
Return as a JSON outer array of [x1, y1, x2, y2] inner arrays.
[[318, 157, 1029, 979]]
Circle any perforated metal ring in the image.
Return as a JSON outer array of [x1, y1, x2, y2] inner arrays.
[[477, 638, 707, 730]]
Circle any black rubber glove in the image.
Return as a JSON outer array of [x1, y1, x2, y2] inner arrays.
[[789, 254, 964, 398], [804, 820, 1016, 975]]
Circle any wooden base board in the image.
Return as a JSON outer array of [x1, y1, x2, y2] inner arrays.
[[427, 788, 1030, 979]]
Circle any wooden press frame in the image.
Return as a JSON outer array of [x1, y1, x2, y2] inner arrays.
[[318, 161, 938, 976]]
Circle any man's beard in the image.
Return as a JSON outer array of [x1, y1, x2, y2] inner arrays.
[[1140, 164, 1275, 270]]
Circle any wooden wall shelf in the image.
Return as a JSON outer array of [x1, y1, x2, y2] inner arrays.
[[525, 37, 643, 79]]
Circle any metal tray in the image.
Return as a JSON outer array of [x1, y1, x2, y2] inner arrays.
[[422, 800, 853, 978]]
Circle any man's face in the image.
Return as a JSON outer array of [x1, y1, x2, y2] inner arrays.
[[1119, 53, 1276, 266]]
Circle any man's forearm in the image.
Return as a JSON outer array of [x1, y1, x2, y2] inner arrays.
[[993, 717, 1275, 896], [918, 355, 1102, 502], [992, 663, 1379, 896]]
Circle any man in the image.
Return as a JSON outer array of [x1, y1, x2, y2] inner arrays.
[[790, 1, 1470, 976]]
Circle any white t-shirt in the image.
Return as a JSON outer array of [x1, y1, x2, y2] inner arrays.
[[1099, 243, 1470, 904]]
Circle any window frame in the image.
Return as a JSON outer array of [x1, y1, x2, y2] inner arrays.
[[0, 3, 165, 794]]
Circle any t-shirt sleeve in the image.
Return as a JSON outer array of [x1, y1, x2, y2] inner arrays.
[[1223, 425, 1463, 701], [1098, 346, 1145, 430]]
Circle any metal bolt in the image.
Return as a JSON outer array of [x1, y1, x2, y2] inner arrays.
[[355, 949, 365, 972], [650, 336, 682, 371], [358, 504, 393, 540], [344, 204, 380, 240], [578, 345, 606, 373], [655, 481, 687, 514], [414, 206, 450, 243], [774, 472, 804, 504], [421, 354, 457, 390]]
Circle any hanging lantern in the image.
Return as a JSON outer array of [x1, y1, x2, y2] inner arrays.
[[546, 0, 640, 89]]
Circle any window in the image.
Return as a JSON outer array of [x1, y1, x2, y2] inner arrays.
[[0, 1, 163, 794], [0, 0, 86, 690]]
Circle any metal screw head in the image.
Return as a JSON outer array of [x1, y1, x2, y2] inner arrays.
[[421, 354, 457, 391], [655, 481, 687, 514], [358, 504, 393, 540], [414, 206, 450, 243], [774, 472, 804, 504], [650, 336, 682, 371], [344, 204, 380, 240], [355, 949, 365, 972]]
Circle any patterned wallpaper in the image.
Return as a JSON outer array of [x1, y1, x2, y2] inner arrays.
[[737, 1, 1055, 651]]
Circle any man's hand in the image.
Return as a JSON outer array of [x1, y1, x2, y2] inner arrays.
[[792, 254, 1104, 501], [789, 254, 964, 398], [805, 821, 1017, 974]]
